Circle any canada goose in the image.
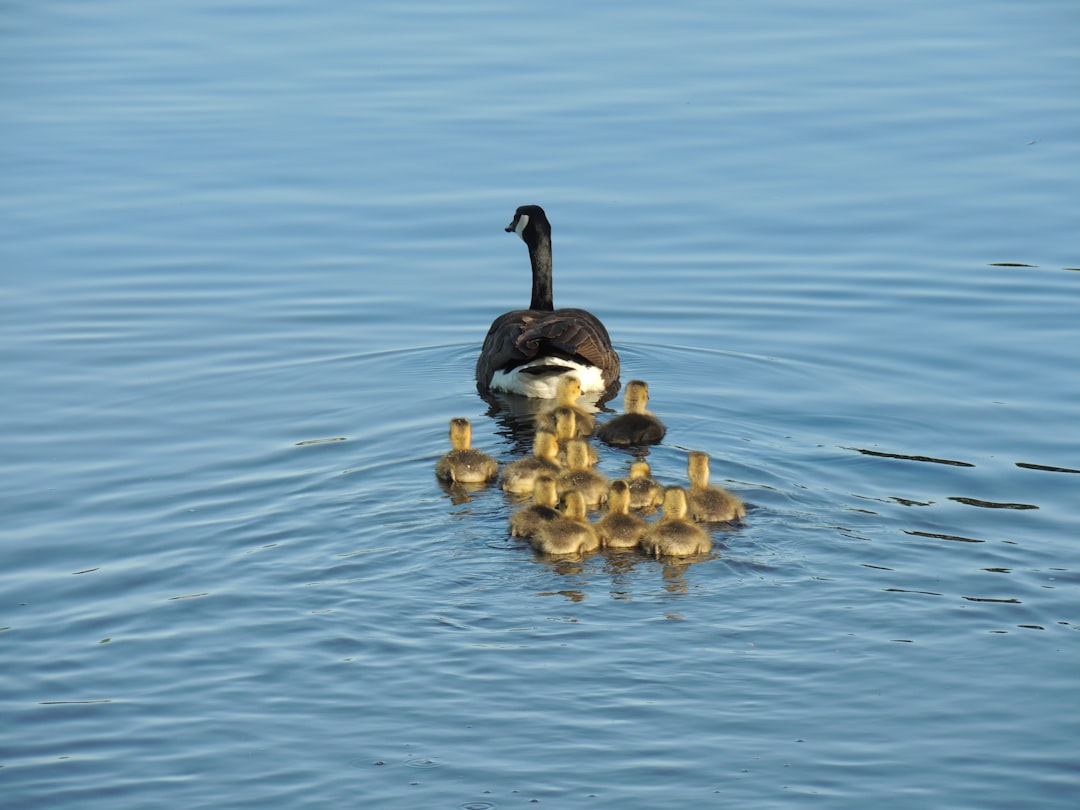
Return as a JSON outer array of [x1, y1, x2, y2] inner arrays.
[[501, 429, 561, 494], [595, 379, 666, 446], [595, 479, 647, 549], [476, 205, 620, 397], [509, 474, 561, 538], [556, 438, 609, 506], [640, 486, 712, 558], [435, 418, 498, 484], [625, 461, 664, 511], [686, 451, 746, 523], [531, 490, 600, 556]]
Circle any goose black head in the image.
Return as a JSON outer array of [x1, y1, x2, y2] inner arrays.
[[505, 204, 551, 243]]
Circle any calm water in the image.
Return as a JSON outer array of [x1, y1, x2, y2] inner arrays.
[[2, 1, 1078, 808]]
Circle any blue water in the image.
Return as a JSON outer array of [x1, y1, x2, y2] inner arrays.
[[3, 1, 1078, 808]]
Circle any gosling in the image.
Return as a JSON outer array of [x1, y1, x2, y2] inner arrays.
[[537, 376, 595, 436], [595, 379, 666, 446], [640, 486, 712, 559], [501, 428, 561, 494], [435, 417, 498, 484], [553, 406, 598, 465], [594, 479, 647, 550], [556, 438, 609, 506], [686, 451, 746, 522], [509, 474, 561, 538], [625, 460, 664, 511], [531, 490, 599, 556]]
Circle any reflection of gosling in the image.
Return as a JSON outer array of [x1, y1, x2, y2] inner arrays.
[[553, 406, 598, 465], [687, 451, 746, 522], [556, 438, 609, 506], [595, 479, 647, 549], [539, 376, 595, 435], [435, 418, 498, 483], [641, 486, 712, 558], [624, 461, 664, 511], [501, 429, 561, 494], [531, 490, 599, 555], [509, 474, 561, 538], [596, 380, 666, 446]]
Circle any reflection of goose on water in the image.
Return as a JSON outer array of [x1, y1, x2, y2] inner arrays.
[[595, 479, 647, 550], [640, 486, 712, 559], [596, 379, 666, 447], [434, 418, 498, 484], [509, 474, 561, 538], [501, 429, 561, 494], [686, 451, 746, 523], [531, 490, 599, 556], [476, 205, 620, 398]]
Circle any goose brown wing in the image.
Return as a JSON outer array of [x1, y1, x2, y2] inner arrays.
[[477, 308, 619, 381]]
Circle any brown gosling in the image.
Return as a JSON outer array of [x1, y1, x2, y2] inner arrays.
[[640, 486, 712, 559], [552, 406, 598, 465], [435, 418, 498, 483], [538, 376, 595, 435], [686, 451, 746, 522], [595, 379, 666, 447], [556, 438, 609, 506], [625, 460, 664, 511], [594, 479, 648, 550], [501, 429, 561, 494], [509, 474, 561, 538], [531, 490, 600, 556]]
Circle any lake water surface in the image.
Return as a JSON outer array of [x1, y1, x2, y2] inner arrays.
[[2, 1, 1079, 808]]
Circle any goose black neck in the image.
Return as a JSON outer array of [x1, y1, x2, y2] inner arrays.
[[528, 232, 554, 311]]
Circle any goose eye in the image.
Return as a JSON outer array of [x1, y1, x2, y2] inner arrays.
[[513, 213, 530, 239]]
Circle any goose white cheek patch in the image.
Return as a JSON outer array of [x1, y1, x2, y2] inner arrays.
[[514, 213, 530, 240]]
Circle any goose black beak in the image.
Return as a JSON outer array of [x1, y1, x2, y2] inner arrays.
[[504, 223, 515, 233]]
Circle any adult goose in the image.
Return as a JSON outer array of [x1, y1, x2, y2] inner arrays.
[[476, 205, 620, 398]]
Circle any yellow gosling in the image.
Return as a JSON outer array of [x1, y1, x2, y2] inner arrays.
[[552, 406, 598, 465], [594, 479, 647, 550], [501, 429, 561, 494], [509, 474, 561, 538], [531, 490, 599, 556], [538, 376, 595, 435], [640, 486, 712, 559], [625, 461, 664, 511], [686, 451, 746, 522], [556, 438, 609, 506], [435, 418, 498, 484], [596, 379, 666, 446]]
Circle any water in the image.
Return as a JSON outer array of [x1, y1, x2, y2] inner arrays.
[[2, 1, 1078, 808]]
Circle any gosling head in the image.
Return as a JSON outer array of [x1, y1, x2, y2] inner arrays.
[[623, 380, 650, 414], [564, 438, 593, 471], [532, 474, 559, 507], [556, 375, 583, 404], [448, 417, 473, 450], [687, 451, 711, 487], [661, 486, 690, 520], [607, 479, 631, 514]]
